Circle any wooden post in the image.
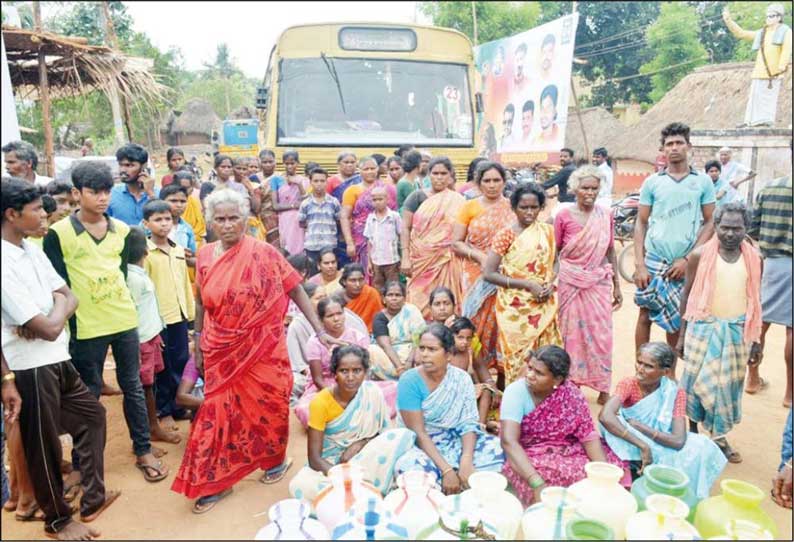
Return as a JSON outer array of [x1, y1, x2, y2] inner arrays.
[[99, 2, 127, 146], [32, 1, 54, 177]]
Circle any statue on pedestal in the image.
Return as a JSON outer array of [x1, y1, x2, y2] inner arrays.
[[723, 4, 792, 127]]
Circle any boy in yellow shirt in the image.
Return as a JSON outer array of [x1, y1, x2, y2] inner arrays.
[[142, 200, 195, 430]]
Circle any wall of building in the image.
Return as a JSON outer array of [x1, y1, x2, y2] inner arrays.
[[613, 158, 655, 196], [691, 129, 792, 203]]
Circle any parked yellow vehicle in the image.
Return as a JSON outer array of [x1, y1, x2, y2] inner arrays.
[[256, 22, 480, 174]]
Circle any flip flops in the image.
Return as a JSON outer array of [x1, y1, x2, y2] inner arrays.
[[259, 457, 294, 485], [714, 437, 743, 464], [81, 490, 121, 523], [15, 504, 45, 522], [192, 488, 233, 514], [135, 460, 169, 482]]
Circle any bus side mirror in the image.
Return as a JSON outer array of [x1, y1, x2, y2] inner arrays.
[[475, 92, 484, 113], [256, 85, 269, 109]]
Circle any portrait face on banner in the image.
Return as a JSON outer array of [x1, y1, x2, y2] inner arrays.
[[474, 13, 579, 163]]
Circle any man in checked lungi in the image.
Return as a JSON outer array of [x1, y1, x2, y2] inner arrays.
[[633, 122, 716, 373], [677, 202, 763, 465]]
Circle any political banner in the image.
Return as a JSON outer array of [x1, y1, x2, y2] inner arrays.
[[474, 13, 579, 166]]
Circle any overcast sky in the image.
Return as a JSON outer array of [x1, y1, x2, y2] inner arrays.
[[124, 1, 431, 79]]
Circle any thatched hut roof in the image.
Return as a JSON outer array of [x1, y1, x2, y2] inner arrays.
[[2, 26, 166, 105], [608, 62, 793, 163], [171, 99, 220, 136], [564, 106, 623, 160]]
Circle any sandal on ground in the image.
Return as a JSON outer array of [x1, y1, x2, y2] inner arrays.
[[80, 490, 121, 522], [15, 504, 45, 522], [745, 376, 769, 395], [192, 488, 233, 514], [64, 482, 81, 503], [714, 437, 743, 464], [135, 460, 169, 482], [259, 457, 294, 485]]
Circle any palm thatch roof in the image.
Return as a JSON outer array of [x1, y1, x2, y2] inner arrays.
[[2, 25, 166, 106], [608, 62, 793, 163], [228, 105, 256, 120], [170, 99, 220, 135], [564, 106, 624, 160]]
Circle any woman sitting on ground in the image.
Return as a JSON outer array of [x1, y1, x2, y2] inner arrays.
[[288, 345, 416, 502], [287, 283, 367, 404], [500, 345, 629, 506], [294, 297, 397, 428], [395, 324, 505, 495], [599, 342, 727, 498], [339, 263, 383, 332], [371, 281, 426, 380], [308, 248, 344, 295]]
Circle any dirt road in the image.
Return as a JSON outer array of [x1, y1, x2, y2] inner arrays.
[[4, 282, 792, 540]]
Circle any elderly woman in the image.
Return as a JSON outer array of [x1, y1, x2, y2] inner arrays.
[[600, 343, 727, 498], [339, 263, 383, 332], [340, 155, 397, 281], [555, 165, 622, 405], [371, 281, 425, 380], [500, 345, 630, 506], [172, 189, 338, 514], [294, 297, 397, 428], [454, 161, 514, 371], [395, 324, 504, 495], [482, 183, 561, 385], [289, 346, 416, 502], [287, 283, 367, 403], [401, 157, 466, 317]]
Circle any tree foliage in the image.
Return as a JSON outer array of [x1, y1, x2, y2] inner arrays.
[[640, 2, 708, 103], [46, 1, 134, 47], [419, 1, 541, 44]]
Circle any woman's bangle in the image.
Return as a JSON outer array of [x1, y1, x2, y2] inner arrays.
[[651, 430, 659, 441], [620, 427, 629, 439], [441, 467, 455, 478], [529, 474, 545, 489], [506, 278, 511, 289], [194, 331, 201, 337]]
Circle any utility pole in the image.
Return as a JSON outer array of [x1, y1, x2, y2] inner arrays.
[[32, 1, 54, 176], [99, 1, 127, 146]]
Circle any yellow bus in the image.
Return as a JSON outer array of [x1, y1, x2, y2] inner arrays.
[[256, 22, 480, 175]]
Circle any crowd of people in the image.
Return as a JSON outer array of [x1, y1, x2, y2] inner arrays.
[[0, 120, 791, 539]]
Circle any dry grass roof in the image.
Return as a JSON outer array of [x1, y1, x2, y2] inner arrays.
[[170, 98, 221, 135], [564, 106, 624, 160], [608, 62, 792, 163], [3, 25, 166, 105]]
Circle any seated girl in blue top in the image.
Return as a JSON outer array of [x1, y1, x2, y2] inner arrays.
[[394, 323, 504, 495]]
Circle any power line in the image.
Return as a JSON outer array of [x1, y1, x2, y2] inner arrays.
[[583, 55, 710, 89]]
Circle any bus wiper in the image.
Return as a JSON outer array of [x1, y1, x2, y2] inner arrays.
[[321, 52, 346, 114]]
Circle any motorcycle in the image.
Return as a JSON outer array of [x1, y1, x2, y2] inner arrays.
[[612, 192, 640, 283]]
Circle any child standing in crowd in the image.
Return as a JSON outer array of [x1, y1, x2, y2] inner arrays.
[[449, 316, 498, 433], [160, 184, 197, 268], [161, 148, 186, 187], [298, 167, 341, 264], [364, 186, 402, 291], [272, 150, 308, 255], [45, 180, 77, 222], [43, 161, 167, 483], [125, 226, 179, 448], [255, 149, 282, 246], [142, 200, 195, 433], [173, 170, 206, 247]]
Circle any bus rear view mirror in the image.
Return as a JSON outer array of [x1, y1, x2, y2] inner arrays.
[[256, 85, 269, 109], [475, 92, 484, 113]]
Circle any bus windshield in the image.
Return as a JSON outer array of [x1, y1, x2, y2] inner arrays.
[[277, 57, 473, 147]]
